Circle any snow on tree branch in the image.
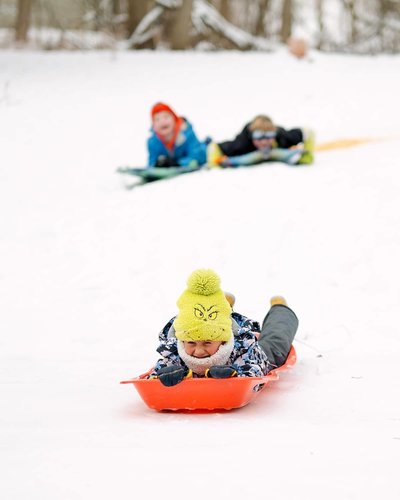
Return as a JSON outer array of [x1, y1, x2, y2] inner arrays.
[[192, 0, 272, 50], [126, 0, 272, 51], [156, 0, 182, 8], [126, 5, 165, 48], [126, 1, 183, 48]]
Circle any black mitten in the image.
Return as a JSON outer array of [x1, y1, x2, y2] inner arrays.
[[155, 155, 176, 168], [205, 365, 238, 379], [156, 365, 191, 387]]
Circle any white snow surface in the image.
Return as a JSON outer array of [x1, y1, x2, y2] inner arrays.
[[1, 49, 400, 499]]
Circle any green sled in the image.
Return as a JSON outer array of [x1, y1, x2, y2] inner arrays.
[[116, 165, 202, 183]]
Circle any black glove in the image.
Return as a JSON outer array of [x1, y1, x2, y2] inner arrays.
[[156, 365, 192, 387], [205, 365, 238, 379], [155, 155, 176, 168]]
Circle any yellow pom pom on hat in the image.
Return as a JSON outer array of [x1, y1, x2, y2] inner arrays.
[[173, 269, 232, 342]]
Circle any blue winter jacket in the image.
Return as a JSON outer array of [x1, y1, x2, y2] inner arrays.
[[147, 119, 207, 167], [147, 312, 272, 378]]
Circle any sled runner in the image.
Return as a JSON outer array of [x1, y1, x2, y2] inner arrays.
[[121, 346, 296, 411], [116, 164, 203, 185]]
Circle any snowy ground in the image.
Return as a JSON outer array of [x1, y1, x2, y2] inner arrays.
[[1, 49, 400, 499]]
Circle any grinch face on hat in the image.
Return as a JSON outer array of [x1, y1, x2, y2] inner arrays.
[[194, 303, 219, 321], [173, 269, 232, 342], [175, 296, 231, 341]]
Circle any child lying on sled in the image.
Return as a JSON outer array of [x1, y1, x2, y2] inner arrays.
[[147, 102, 208, 168], [148, 269, 298, 387], [208, 114, 314, 167]]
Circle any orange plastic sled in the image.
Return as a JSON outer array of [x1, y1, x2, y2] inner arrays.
[[121, 346, 296, 411]]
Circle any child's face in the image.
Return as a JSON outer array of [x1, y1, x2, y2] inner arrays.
[[251, 129, 276, 151], [183, 340, 223, 358], [153, 111, 176, 138], [252, 137, 275, 151]]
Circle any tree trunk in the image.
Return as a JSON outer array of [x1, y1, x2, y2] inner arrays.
[[15, 0, 34, 42], [316, 0, 324, 50], [280, 0, 292, 43], [127, 0, 158, 48], [255, 0, 270, 37], [377, 0, 390, 51], [350, 0, 357, 45], [219, 0, 231, 22], [346, 0, 357, 45], [93, 0, 102, 31], [113, 0, 121, 15], [168, 0, 193, 49], [127, 0, 151, 35]]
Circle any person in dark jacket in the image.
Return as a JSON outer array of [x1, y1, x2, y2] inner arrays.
[[148, 269, 299, 387], [208, 114, 314, 167]]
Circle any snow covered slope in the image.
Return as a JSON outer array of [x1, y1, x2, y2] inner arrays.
[[1, 50, 400, 500]]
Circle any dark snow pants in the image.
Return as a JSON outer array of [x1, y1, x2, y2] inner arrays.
[[257, 305, 299, 368]]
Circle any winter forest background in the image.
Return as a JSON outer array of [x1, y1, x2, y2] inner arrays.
[[2, 0, 400, 53]]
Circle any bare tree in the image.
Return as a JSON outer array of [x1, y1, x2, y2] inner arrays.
[[127, 0, 156, 47], [345, 0, 358, 45], [377, 0, 390, 51], [15, 0, 397, 54], [113, 0, 121, 15], [207, 0, 232, 22], [15, 0, 34, 42], [255, 0, 270, 37], [127, 0, 151, 35], [219, 0, 231, 22], [377, 0, 400, 52], [167, 0, 193, 49], [280, 0, 292, 42], [315, 0, 325, 50], [192, 0, 271, 50]]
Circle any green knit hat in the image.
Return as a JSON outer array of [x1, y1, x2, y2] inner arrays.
[[173, 269, 232, 342]]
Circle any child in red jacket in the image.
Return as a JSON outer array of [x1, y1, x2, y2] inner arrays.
[[147, 102, 208, 168]]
